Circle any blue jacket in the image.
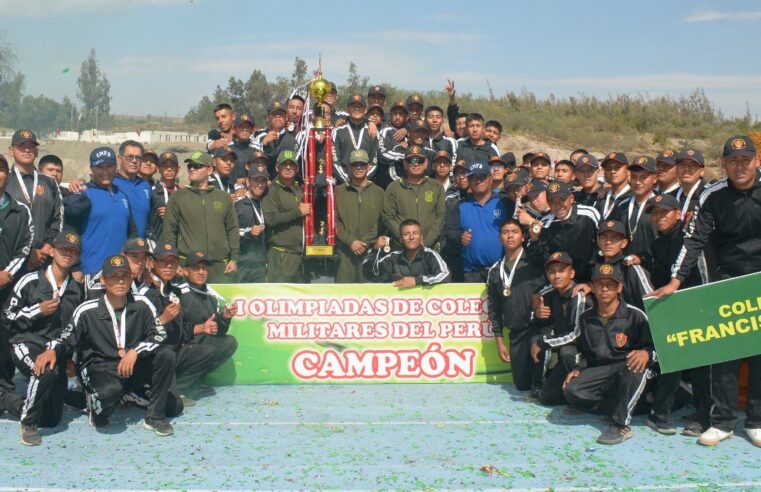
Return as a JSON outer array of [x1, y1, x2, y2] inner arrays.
[[113, 174, 151, 237], [459, 194, 508, 272], [64, 182, 136, 274]]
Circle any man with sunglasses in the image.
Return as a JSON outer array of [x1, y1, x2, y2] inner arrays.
[[163, 151, 240, 284], [382, 145, 445, 251], [113, 140, 152, 239]]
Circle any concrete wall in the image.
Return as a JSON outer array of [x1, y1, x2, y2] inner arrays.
[[46, 129, 207, 145]]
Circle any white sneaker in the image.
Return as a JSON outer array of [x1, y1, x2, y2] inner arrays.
[[697, 427, 733, 446], [746, 428, 761, 447]]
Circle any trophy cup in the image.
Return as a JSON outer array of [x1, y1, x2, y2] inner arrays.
[[303, 74, 336, 257]]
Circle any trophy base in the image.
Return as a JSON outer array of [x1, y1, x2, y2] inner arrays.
[[305, 245, 335, 256]]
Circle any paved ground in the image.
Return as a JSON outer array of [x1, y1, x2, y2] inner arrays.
[[0, 384, 759, 491]]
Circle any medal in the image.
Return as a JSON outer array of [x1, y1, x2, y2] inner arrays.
[[12, 166, 38, 205], [383, 236, 391, 253], [500, 248, 524, 299], [169, 292, 180, 305], [104, 296, 127, 358]]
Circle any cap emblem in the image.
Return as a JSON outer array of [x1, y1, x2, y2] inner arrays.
[[655, 195, 663, 202], [663, 149, 674, 157], [66, 233, 79, 244], [111, 256, 124, 267], [600, 264, 614, 274], [609, 152, 616, 159], [20, 130, 32, 138], [732, 138, 746, 149], [687, 149, 695, 156], [606, 220, 615, 227], [164, 244, 172, 251], [548, 183, 560, 192]]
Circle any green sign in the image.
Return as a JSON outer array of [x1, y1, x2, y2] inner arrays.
[[644, 272, 761, 373], [205, 283, 513, 385]]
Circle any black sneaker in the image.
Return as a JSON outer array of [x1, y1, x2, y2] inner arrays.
[[596, 424, 633, 445], [646, 415, 677, 436], [20, 425, 41, 446], [682, 420, 706, 437], [143, 418, 174, 437], [89, 413, 109, 429]]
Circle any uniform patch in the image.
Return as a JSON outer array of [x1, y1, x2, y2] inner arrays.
[[663, 149, 674, 157], [494, 208, 502, 218], [35, 185, 44, 196], [424, 191, 433, 202], [111, 256, 125, 267], [615, 332, 628, 348], [213, 201, 223, 212], [732, 138, 746, 149], [599, 264, 614, 274]]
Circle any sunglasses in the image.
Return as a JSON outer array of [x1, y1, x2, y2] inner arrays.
[[186, 163, 207, 170], [406, 158, 424, 165]]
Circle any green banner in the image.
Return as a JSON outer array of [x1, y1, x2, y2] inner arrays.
[[644, 271, 761, 373], [204, 283, 512, 384]]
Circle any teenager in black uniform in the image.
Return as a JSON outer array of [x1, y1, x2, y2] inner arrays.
[[563, 263, 655, 445], [147, 152, 180, 247], [621, 156, 658, 268], [2, 231, 84, 445], [573, 154, 605, 208], [145, 244, 219, 405], [487, 219, 545, 391], [653, 136, 761, 448], [53, 255, 180, 436], [235, 159, 269, 283], [655, 150, 680, 196], [332, 94, 379, 184], [0, 154, 33, 418], [252, 101, 299, 177], [530, 252, 590, 405], [674, 148, 707, 230], [377, 100, 408, 185], [176, 252, 238, 386], [596, 152, 632, 221], [6, 129, 64, 272]]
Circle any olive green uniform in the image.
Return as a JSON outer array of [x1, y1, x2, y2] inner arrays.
[[335, 181, 385, 282], [381, 177, 445, 248], [262, 177, 304, 282]]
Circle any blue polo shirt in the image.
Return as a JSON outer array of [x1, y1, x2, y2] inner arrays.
[[113, 174, 151, 237], [459, 194, 507, 272]]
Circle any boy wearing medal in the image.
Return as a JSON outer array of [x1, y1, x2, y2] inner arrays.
[[332, 94, 379, 184], [487, 218, 545, 391], [3, 231, 85, 445], [235, 157, 269, 283], [50, 255, 179, 436], [176, 252, 238, 392]]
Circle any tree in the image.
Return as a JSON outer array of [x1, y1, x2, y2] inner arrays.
[[346, 61, 368, 98], [0, 29, 16, 84], [244, 69, 273, 123], [290, 57, 309, 90], [76, 49, 112, 129]]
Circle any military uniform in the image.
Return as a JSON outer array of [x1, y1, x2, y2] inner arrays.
[[235, 160, 268, 283]]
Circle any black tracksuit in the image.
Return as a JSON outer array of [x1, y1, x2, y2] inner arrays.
[[0, 193, 33, 414], [55, 294, 178, 422], [595, 186, 633, 222], [672, 171, 761, 432], [527, 204, 600, 282], [622, 195, 658, 269], [573, 186, 604, 208], [147, 182, 179, 245], [176, 282, 238, 382], [362, 247, 450, 286], [563, 298, 655, 427], [144, 282, 221, 393], [2, 268, 84, 426], [332, 121, 379, 183], [377, 126, 406, 186], [455, 138, 499, 165], [486, 254, 546, 390], [594, 254, 653, 311], [531, 285, 590, 405], [6, 167, 63, 252], [442, 189, 469, 282], [235, 194, 267, 283]]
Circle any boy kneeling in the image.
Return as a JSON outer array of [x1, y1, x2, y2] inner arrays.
[[563, 263, 655, 445]]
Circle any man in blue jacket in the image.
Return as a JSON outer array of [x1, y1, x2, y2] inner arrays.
[[64, 147, 136, 279]]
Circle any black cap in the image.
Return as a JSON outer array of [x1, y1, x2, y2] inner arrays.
[[405, 94, 424, 109], [268, 101, 286, 114], [158, 151, 178, 166], [248, 161, 269, 178], [390, 100, 408, 113], [501, 152, 517, 169], [0, 154, 8, 170], [235, 113, 255, 127], [488, 155, 507, 167], [629, 155, 657, 173], [184, 251, 209, 267], [453, 159, 468, 171], [405, 145, 425, 160], [211, 146, 238, 160], [530, 151, 552, 164], [656, 149, 677, 166], [645, 194, 681, 213], [504, 167, 531, 187], [546, 181, 572, 199], [11, 129, 39, 147], [101, 255, 131, 278], [406, 119, 426, 133], [527, 179, 548, 197], [142, 149, 158, 162], [367, 104, 384, 117], [522, 152, 536, 165], [367, 85, 385, 97], [601, 152, 629, 166], [545, 251, 573, 268], [347, 93, 366, 106], [249, 150, 268, 164], [675, 148, 705, 167], [53, 231, 81, 252], [592, 263, 624, 283], [575, 154, 599, 169], [153, 243, 179, 260], [598, 219, 626, 236], [123, 237, 150, 254], [722, 136, 756, 159], [433, 149, 453, 163]]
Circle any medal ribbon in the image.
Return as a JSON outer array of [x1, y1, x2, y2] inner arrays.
[[104, 297, 127, 351], [500, 248, 524, 294]]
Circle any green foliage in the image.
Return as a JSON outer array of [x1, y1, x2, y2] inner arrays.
[[76, 48, 111, 129]]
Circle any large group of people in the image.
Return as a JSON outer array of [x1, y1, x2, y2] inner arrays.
[[0, 79, 759, 450]]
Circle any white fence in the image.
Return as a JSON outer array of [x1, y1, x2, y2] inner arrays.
[[47, 129, 207, 145]]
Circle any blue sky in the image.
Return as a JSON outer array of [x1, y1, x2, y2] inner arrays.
[[2, 0, 761, 118]]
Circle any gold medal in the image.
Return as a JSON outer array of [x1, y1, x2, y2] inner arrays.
[[503, 287, 512, 297], [118, 349, 126, 358]]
